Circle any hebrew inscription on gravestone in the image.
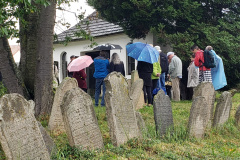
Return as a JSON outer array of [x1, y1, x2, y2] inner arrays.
[[48, 78, 78, 133], [61, 87, 103, 150], [105, 72, 140, 146], [0, 94, 50, 160], [213, 91, 232, 127], [153, 90, 174, 136]]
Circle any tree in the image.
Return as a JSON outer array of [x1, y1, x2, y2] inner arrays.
[[0, 0, 56, 116], [88, 0, 240, 89]]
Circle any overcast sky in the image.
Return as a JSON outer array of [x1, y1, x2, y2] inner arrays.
[[8, 0, 95, 45]]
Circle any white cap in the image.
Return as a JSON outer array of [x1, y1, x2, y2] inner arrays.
[[154, 46, 161, 52], [167, 52, 174, 57]]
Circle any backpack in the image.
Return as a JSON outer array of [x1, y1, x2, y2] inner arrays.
[[203, 50, 216, 68]]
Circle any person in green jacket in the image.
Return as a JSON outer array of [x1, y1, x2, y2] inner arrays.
[[151, 58, 161, 95]]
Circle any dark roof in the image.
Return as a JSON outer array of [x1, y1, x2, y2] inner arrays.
[[55, 12, 124, 42]]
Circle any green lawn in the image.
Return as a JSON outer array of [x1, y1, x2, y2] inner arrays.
[[0, 93, 240, 159]]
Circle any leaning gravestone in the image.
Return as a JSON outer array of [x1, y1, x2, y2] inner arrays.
[[0, 94, 50, 160], [193, 82, 215, 126], [105, 72, 140, 146], [135, 111, 146, 136], [213, 91, 232, 127], [60, 87, 103, 150], [48, 78, 78, 133], [188, 96, 208, 138], [131, 70, 145, 109], [153, 90, 174, 136], [130, 79, 144, 109], [235, 105, 240, 126]]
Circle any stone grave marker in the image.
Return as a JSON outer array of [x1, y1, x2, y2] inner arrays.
[[0, 93, 50, 160], [60, 87, 104, 150], [131, 70, 145, 109], [235, 105, 240, 126], [135, 111, 146, 136], [130, 79, 144, 109], [48, 77, 78, 133], [213, 91, 232, 127], [193, 82, 215, 125], [188, 96, 208, 138], [153, 90, 174, 136], [104, 72, 140, 146]]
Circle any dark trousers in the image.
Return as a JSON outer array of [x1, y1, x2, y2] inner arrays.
[[152, 79, 159, 92], [143, 85, 152, 105], [81, 88, 87, 93]]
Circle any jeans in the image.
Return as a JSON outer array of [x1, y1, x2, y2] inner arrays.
[[158, 72, 167, 94], [95, 78, 106, 106]]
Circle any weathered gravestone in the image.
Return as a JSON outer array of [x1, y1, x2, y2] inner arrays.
[[193, 82, 215, 126], [188, 96, 208, 138], [104, 72, 140, 146], [60, 87, 104, 150], [235, 105, 240, 126], [135, 111, 146, 136], [130, 79, 144, 109], [213, 91, 232, 127], [153, 90, 174, 136], [48, 78, 78, 133], [131, 70, 145, 109], [0, 94, 50, 160], [38, 122, 56, 156]]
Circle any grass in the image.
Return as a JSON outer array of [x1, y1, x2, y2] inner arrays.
[[0, 93, 240, 159]]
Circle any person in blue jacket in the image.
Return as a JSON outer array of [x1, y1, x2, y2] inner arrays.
[[205, 46, 227, 90], [93, 51, 109, 107]]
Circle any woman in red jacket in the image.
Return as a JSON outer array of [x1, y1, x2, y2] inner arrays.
[[73, 69, 87, 93], [191, 45, 212, 83]]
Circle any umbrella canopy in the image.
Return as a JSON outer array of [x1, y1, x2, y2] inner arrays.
[[93, 43, 122, 50], [126, 42, 159, 64], [67, 55, 93, 72]]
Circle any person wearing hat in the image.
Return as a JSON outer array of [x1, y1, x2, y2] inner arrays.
[[167, 52, 182, 101], [154, 46, 168, 94]]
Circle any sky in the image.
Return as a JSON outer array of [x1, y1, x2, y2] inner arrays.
[[8, 0, 95, 45]]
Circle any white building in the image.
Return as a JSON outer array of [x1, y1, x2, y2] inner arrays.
[[53, 12, 155, 93]]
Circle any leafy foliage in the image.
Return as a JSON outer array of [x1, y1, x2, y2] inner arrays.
[[88, 0, 240, 89]]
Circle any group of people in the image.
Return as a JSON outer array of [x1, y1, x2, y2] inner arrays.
[[188, 45, 227, 90], [67, 43, 226, 107], [67, 51, 125, 107]]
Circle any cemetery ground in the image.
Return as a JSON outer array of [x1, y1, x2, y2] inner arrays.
[[0, 93, 240, 159]]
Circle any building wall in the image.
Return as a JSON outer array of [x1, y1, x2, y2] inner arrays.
[[53, 32, 154, 81]]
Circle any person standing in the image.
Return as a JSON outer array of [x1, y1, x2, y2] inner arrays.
[[205, 46, 227, 90], [67, 55, 75, 78], [151, 57, 161, 96], [93, 51, 109, 107], [187, 53, 199, 88], [73, 69, 87, 93], [109, 53, 125, 76], [154, 46, 168, 94], [191, 45, 212, 83], [167, 52, 182, 101], [137, 61, 153, 106]]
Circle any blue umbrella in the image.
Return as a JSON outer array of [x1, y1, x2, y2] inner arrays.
[[126, 42, 159, 64]]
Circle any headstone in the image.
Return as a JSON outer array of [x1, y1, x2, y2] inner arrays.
[[188, 96, 208, 138], [104, 72, 140, 146], [0, 94, 50, 160], [135, 111, 146, 136], [228, 89, 237, 97], [193, 82, 215, 126], [213, 91, 232, 127], [48, 78, 78, 133], [60, 87, 104, 150], [130, 79, 144, 109], [131, 70, 145, 109], [153, 90, 174, 136], [38, 122, 56, 156], [235, 105, 240, 126]]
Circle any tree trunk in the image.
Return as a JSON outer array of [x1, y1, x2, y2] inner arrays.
[[34, 1, 56, 116], [19, 8, 39, 99], [0, 36, 29, 98]]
